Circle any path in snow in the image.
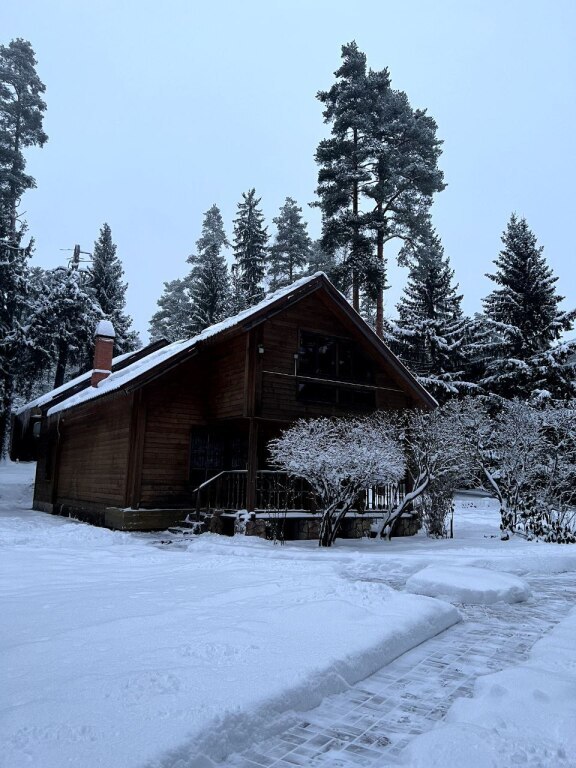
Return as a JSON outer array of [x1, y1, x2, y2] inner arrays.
[[219, 572, 576, 768]]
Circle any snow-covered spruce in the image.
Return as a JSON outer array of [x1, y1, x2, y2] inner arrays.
[[392, 223, 474, 402], [473, 214, 576, 399], [268, 197, 312, 290], [232, 188, 268, 310], [87, 223, 139, 355], [186, 204, 231, 334], [0, 39, 47, 458]]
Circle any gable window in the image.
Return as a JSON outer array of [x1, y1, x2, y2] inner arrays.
[[296, 331, 376, 408], [298, 331, 374, 384]]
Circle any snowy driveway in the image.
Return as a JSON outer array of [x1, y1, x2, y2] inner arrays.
[[2, 463, 576, 768], [220, 572, 576, 768]]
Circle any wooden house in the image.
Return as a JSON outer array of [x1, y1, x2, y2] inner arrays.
[[20, 274, 436, 534]]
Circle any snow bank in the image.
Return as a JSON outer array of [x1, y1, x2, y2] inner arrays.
[[403, 609, 576, 768], [405, 565, 531, 604], [0, 464, 459, 768]]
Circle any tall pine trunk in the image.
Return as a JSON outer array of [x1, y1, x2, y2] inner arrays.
[[53, 341, 69, 389], [375, 204, 384, 338], [352, 128, 360, 312]]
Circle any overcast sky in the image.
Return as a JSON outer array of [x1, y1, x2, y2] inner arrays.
[[2, 0, 575, 342]]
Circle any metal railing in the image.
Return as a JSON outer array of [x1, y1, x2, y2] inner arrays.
[[192, 470, 405, 516]]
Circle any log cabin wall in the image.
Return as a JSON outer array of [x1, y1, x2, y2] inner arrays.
[[259, 293, 411, 421], [138, 354, 207, 507], [205, 334, 247, 419], [46, 393, 132, 520]]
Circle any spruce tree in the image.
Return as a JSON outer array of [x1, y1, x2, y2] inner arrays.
[[88, 223, 139, 353], [393, 227, 472, 401], [149, 278, 193, 342], [232, 189, 268, 308], [27, 263, 102, 389], [269, 197, 312, 290], [0, 39, 47, 456], [479, 214, 575, 398], [187, 205, 231, 333]]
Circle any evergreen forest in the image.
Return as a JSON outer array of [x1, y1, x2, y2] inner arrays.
[[1, 38, 575, 458]]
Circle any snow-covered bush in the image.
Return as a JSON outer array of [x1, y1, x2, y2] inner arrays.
[[456, 397, 576, 542], [378, 403, 472, 539], [419, 483, 455, 538], [268, 416, 405, 547]]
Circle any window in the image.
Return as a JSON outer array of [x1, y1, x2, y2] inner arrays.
[[298, 331, 374, 384], [296, 331, 376, 409]]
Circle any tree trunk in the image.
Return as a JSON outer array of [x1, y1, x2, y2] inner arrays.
[[319, 511, 334, 547], [375, 206, 384, 338], [380, 472, 429, 539], [53, 341, 68, 389], [352, 128, 360, 312], [0, 373, 14, 460]]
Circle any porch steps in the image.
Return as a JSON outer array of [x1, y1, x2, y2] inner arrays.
[[167, 517, 203, 536]]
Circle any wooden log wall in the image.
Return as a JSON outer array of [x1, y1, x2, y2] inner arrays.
[[205, 335, 246, 419], [54, 393, 131, 508], [139, 355, 207, 506]]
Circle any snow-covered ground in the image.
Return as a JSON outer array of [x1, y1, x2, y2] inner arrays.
[[1, 463, 576, 768]]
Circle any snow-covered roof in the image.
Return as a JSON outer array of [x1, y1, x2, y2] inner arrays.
[[15, 348, 136, 416], [47, 273, 326, 418]]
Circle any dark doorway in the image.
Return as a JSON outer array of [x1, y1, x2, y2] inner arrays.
[[189, 427, 248, 489]]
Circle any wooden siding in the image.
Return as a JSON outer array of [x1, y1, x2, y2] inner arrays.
[[139, 355, 207, 506], [205, 334, 246, 419], [54, 394, 131, 507]]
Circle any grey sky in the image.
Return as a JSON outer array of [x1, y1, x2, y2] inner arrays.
[[2, 0, 575, 342]]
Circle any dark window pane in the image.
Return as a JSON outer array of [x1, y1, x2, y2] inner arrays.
[[339, 387, 376, 408], [297, 382, 337, 404], [298, 331, 374, 384]]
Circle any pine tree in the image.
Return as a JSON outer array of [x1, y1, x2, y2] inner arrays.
[[364, 79, 445, 336], [479, 214, 575, 399], [232, 189, 268, 308], [0, 39, 48, 239], [306, 239, 338, 281], [0, 39, 47, 456], [314, 42, 444, 335], [315, 42, 375, 312], [269, 198, 312, 289], [393, 227, 472, 401], [88, 223, 139, 353], [187, 205, 231, 333], [149, 277, 193, 342]]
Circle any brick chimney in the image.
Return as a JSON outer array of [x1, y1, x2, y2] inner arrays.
[[91, 320, 116, 387]]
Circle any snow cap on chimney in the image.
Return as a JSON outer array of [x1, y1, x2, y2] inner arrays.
[[95, 319, 116, 339], [91, 320, 115, 387]]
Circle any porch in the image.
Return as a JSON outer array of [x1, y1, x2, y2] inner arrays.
[[189, 469, 416, 541]]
